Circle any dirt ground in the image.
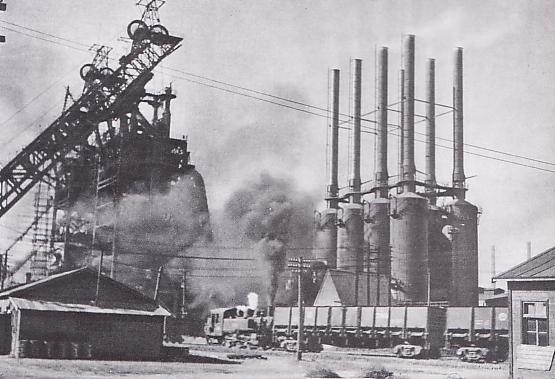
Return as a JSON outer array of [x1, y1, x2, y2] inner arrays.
[[0, 347, 508, 379]]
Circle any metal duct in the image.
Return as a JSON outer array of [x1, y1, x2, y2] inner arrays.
[[349, 59, 362, 204], [402, 35, 416, 193], [425, 58, 436, 204], [327, 69, 340, 208], [453, 47, 465, 197], [376, 47, 389, 198]]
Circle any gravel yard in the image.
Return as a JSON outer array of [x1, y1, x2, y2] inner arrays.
[[0, 345, 508, 379]]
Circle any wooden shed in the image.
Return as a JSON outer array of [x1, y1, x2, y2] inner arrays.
[[495, 246, 555, 378], [0, 267, 170, 360]]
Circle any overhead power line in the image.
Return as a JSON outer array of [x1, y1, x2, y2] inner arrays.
[[0, 25, 90, 54], [2, 20, 554, 173], [0, 64, 80, 129], [106, 250, 256, 261], [0, 20, 90, 48], [113, 260, 263, 278]]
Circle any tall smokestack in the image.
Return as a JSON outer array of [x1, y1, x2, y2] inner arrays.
[[398, 69, 404, 193], [402, 35, 416, 193], [349, 58, 362, 204], [453, 47, 465, 198], [337, 60, 363, 274], [314, 69, 340, 269], [327, 69, 340, 208], [527, 241, 532, 260], [376, 48, 388, 198], [425, 58, 436, 204]]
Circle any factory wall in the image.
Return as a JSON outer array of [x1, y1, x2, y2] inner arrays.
[[12, 310, 164, 360]]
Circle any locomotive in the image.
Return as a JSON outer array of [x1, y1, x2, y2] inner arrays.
[[205, 305, 509, 362], [204, 306, 273, 349]]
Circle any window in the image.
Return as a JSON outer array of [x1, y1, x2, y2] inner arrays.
[[522, 301, 549, 346]]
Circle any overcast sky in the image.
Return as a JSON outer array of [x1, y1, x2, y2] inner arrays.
[[0, 1, 554, 286]]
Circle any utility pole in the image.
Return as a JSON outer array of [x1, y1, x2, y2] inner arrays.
[[366, 249, 371, 306], [180, 270, 187, 319], [94, 249, 104, 306], [288, 257, 312, 361], [427, 267, 431, 306], [154, 266, 163, 301], [296, 257, 303, 361]]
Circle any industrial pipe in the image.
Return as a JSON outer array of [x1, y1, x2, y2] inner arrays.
[[376, 47, 388, 198], [402, 35, 416, 193], [398, 69, 405, 192], [453, 47, 465, 197], [349, 58, 362, 204], [327, 69, 340, 208], [425, 58, 436, 204]]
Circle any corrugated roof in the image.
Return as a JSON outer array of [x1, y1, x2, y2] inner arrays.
[[0, 267, 85, 298], [8, 297, 171, 316], [494, 246, 555, 280], [0, 267, 172, 315]]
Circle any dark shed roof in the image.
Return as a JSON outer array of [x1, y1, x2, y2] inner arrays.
[[0, 267, 170, 314], [494, 246, 555, 280]]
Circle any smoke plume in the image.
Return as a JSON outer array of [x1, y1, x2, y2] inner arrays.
[[255, 234, 286, 307], [182, 172, 316, 314], [220, 173, 314, 306]]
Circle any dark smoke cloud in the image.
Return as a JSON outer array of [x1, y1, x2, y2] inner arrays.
[[185, 172, 316, 310], [255, 235, 286, 307], [177, 86, 322, 314], [223, 173, 315, 246]]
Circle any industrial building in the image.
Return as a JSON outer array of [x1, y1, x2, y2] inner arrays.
[[0, 267, 170, 359], [495, 245, 555, 378], [0, 5, 211, 316], [313, 35, 479, 307]]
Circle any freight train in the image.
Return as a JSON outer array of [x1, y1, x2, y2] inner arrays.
[[204, 305, 509, 362]]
